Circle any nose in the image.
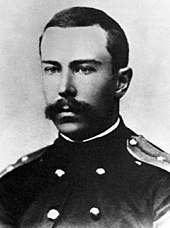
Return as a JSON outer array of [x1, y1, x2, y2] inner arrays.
[[58, 71, 77, 98]]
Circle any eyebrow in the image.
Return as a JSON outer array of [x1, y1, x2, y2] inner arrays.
[[41, 60, 60, 66], [42, 59, 102, 67], [69, 59, 102, 68]]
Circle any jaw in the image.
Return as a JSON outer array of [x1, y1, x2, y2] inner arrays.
[[54, 114, 118, 141], [51, 102, 120, 141], [55, 121, 90, 141]]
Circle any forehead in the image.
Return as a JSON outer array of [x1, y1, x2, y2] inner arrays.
[[41, 26, 111, 62]]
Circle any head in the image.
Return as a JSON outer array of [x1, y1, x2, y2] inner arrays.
[[39, 6, 132, 140]]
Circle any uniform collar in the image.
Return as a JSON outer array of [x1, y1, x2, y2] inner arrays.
[[60, 117, 120, 143]]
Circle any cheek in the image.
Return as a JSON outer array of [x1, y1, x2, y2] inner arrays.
[[77, 77, 115, 106], [43, 77, 60, 103]]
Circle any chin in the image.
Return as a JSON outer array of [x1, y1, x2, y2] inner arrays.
[[56, 122, 87, 139]]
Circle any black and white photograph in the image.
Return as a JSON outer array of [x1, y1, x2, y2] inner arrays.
[[0, 0, 170, 227]]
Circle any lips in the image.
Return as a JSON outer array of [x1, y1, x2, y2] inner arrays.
[[58, 111, 77, 118], [56, 104, 79, 119], [58, 104, 78, 114]]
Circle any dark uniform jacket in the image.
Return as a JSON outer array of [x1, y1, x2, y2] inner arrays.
[[0, 119, 170, 227]]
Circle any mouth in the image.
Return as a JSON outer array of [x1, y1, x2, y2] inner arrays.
[[57, 105, 80, 121], [58, 111, 77, 118]]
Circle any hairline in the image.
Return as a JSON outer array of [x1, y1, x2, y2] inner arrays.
[[39, 24, 120, 63], [39, 7, 129, 70]]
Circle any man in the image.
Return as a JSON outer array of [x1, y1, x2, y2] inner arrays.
[[0, 6, 170, 228]]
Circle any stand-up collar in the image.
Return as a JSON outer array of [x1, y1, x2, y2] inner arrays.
[[42, 117, 134, 178]]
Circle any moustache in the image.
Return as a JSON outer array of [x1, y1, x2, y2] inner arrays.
[[45, 98, 91, 121]]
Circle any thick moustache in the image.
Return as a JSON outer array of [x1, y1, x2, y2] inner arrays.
[[56, 99, 83, 114], [61, 105, 72, 112], [45, 98, 91, 121], [59, 106, 77, 115]]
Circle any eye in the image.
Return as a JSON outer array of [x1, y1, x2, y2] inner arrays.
[[43, 66, 61, 75], [74, 66, 96, 75]]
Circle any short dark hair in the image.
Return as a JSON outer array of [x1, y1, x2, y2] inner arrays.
[[39, 6, 129, 70]]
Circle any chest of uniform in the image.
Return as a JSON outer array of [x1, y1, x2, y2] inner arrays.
[[19, 165, 152, 228]]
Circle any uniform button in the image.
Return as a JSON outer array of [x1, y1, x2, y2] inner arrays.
[[129, 138, 138, 146], [55, 169, 65, 177], [39, 158, 43, 163], [21, 156, 28, 162], [6, 165, 14, 172], [47, 209, 60, 220], [157, 156, 165, 161], [90, 207, 101, 221], [135, 160, 142, 166], [96, 168, 105, 175]]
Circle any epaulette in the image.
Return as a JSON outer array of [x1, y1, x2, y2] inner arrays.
[[0, 145, 51, 179], [127, 135, 170, 172]]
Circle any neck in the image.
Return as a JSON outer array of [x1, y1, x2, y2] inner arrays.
[[61, 107, 120, 141], [61, 117, 120, 143]]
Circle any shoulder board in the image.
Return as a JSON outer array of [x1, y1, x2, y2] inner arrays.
[[0, 145, 51, 179], [127, 135, 170, 172]]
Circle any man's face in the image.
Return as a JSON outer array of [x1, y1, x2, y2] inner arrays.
[[41, 26, 119, 140]]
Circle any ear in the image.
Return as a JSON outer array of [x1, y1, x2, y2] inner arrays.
[[115, 67, 133, 99]]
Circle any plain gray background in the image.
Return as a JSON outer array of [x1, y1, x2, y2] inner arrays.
[[0, 0, 170, 170]]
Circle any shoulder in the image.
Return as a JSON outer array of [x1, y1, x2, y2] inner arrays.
[[0, 144, 52, 179], [0, 143, 57, 223], [127, 135, 170, 173]]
